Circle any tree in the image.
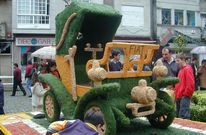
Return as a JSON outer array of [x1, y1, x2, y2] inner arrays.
[[174, 34, 187, 53]]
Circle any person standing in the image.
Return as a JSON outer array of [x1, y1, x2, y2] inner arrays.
[[198, 59, 206, 90], [0, 79, 4, 114], [109, 50, 122, 71], [190, 58, 199, 90], [174, 53, 195, 119], [31, 72, 47, 111], [11, 63, 26, 96], [159, 47, 179, 77], [25, 61, 33, 97]]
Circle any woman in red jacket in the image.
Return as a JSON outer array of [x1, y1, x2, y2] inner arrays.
[[175, 53, 195, 119]]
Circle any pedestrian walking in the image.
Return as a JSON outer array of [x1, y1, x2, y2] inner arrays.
[[0, 79, 5, 114], [25, 61, 33, 97], [11, 63, 26, 96], [174, 53, 195, 119]]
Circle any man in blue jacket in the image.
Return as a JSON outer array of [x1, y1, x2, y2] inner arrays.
[[0, 79, 4, 114]]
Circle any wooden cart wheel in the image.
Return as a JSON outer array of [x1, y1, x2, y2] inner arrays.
[[84, 100, 116, 135], [43, 90, 60, 122], [147, 91, 175, 129]]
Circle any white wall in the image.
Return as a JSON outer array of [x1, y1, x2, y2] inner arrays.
[[114, 0, 152, 38]]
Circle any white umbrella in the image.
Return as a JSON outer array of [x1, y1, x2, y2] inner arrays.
[[31, 46, 56, 60], [190, 46, 206, 54]]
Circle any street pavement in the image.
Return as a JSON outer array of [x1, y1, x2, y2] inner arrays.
[[4, 90, 32, 114]]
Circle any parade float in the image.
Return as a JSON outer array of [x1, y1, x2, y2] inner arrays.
[[38, 2, 179, 135]]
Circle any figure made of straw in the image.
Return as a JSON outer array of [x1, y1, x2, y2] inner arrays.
[[152, 59, 168, 80], [87, 60, 106, 87]]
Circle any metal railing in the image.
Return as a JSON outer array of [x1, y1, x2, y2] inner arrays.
[[0, 76, 13, 85]]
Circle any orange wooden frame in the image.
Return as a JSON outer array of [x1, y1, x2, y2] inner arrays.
[[86, 42, 159, 78]]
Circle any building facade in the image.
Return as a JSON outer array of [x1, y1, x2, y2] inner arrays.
[[156, 0, 202, 47], [0, 0, 12, 77], [1, 0, 206, 78], [11, 0, 106, 71], [12, 0, 66, 70], [200, 0, 206, 40]]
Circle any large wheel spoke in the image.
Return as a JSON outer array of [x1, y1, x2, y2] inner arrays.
[[43, 90, 60, 122], [45, 95, 55, 118], [147, 91, 175, 129]]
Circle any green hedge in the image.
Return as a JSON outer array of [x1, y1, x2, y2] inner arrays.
[[191, 91, 206, 122], [55, 2, 122, 55], [55, 2, 122, 84]]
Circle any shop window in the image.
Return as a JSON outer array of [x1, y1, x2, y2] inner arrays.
[[175, 10, 183, 25], [17, 0, 50, 28], [0, 42, 11, 54], [162, 9, 171, 25], [21, 46, 40, 66], [187, 11, 195, 26]]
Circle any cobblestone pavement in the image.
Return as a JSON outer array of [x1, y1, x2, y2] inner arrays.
[[4, 90, 32, 114]]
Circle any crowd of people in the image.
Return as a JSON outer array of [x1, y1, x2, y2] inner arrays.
[[9, 59, 61, 113], [157, 47, 206, 119], [108, 47, 205, 120]]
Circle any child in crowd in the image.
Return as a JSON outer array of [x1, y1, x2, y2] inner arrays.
[[47, 61, 61, 79], [109, 50, 122, 71], [31, 72, 47, 112]]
